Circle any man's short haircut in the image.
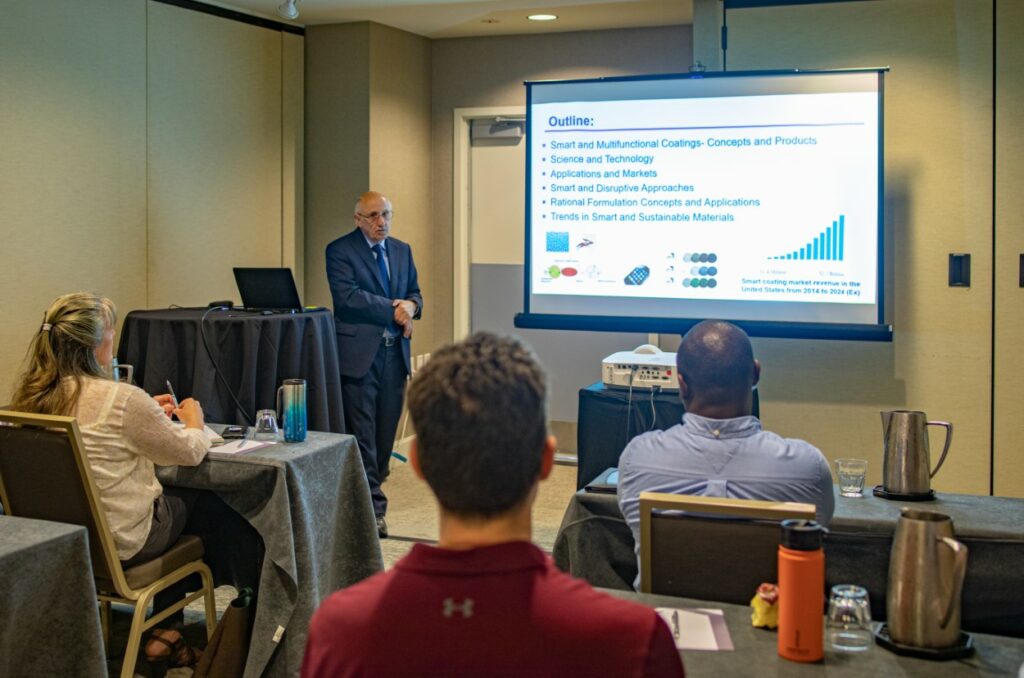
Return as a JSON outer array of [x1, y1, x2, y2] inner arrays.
[[406, 332, 548, 518], [676, 320, 755, 404]]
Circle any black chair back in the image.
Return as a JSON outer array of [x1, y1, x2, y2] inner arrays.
[[0, 412, 118, 584]]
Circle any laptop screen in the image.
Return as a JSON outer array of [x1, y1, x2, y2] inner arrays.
[[233, 268, 303, 310]]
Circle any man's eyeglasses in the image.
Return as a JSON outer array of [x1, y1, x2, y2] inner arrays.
[[356, 210, 392, 222]]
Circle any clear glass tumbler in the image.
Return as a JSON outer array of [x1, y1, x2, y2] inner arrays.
[[253, 409, 279, 441], [111, 362, 134, 385], [835, 458, 868, 497], [827, 584, 873, 652]]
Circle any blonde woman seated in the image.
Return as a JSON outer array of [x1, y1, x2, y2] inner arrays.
[[10, 292, 211, 667]]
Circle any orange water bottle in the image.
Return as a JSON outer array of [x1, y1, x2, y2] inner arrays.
[[778, 519, 825, 662]]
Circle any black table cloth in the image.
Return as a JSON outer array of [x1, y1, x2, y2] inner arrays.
[[576, 383, 686, 490], [554, 486, 1024, 637], [117, 308, 344, 433], [576, 383, 759, 490]]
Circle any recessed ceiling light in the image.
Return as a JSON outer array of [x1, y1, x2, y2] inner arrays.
[[527, 14, 558, 21]]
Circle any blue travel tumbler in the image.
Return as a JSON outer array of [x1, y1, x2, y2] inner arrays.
[[276, 378, 307, 442]]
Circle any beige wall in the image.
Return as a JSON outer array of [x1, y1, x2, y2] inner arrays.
[[0, 0, 147, 399], [305, 23, 372, 312], [430, 26, 693, 349], [284, 32, 306, 297], [691, 0, 997, 494], [369, 24, 433, 356], [147, 2, 286, 307], [994, 1, 1024, 496], [0, 0, 303, 399], [305, 23, 432, 355]]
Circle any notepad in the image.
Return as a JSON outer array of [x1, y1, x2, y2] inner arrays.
[[655, 608, 734, 651], [212, 439, 276, 455]]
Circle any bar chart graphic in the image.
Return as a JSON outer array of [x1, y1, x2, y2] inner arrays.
[[770, 215, 845, 261]]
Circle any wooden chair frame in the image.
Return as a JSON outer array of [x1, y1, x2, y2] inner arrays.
[[0, 409, 216, 678], [638, 491, 816, 595]]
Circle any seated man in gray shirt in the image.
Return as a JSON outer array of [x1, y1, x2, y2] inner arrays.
[[617, 320, 834, 584]]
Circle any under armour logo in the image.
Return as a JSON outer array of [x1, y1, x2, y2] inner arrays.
[[442, 597, 474, 618]]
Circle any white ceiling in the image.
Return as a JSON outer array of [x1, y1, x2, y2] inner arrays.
[[209, 0, 692, 39]]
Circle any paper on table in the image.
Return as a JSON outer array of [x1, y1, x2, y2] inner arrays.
[[655, 607, 734, 651], [212, 439, 276, 455], [171, 421, 224, 445], [205, 425, 224, 445]]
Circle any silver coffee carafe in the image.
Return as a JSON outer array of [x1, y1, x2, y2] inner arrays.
[[886, 508, 968, 649], [881, 410, 952, 496]]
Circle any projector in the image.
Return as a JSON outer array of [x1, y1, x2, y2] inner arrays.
[[601, 345, 679, 391]]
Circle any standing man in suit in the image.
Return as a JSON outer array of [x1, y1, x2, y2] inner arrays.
[[326, 191, 422, 538]]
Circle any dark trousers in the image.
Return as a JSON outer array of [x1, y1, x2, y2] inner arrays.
[[121, 490, 195, 569], [340, 340, 408, 517], [122, 487, 264, 622]]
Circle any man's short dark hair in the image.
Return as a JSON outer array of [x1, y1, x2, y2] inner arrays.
[[406, 332, 548, 518], [677, 320, 755, 405]]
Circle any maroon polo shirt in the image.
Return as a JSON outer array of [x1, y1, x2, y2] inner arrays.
[[302, 541, 684, 677]]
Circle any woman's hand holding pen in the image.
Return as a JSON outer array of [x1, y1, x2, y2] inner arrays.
[[153, 394, 176, 417], [175, 398, 205, 430]]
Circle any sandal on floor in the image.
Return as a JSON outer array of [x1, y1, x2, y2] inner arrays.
[[145, 628, 203, 677]]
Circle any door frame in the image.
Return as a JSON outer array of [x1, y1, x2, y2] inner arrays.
[[452, 105, 526, 342]]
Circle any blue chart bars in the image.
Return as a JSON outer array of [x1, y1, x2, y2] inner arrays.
[[771, 215, 845, 261]]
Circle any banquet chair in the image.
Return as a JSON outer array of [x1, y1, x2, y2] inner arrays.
[[638, 492, 816, 604], [0, 409, 216, 678]]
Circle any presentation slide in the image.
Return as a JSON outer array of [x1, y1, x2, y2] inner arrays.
[[522, 71, 886, 334]]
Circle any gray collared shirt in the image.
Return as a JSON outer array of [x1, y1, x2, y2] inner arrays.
[[617, 411, 835, 587]]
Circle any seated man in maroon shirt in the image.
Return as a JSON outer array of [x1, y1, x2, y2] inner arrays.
[[302, 332, 685, 677]]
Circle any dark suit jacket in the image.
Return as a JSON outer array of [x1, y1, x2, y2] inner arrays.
[[326, 229, 423, 379]]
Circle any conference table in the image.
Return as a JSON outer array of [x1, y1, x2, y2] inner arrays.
[[607, 588, 1024, 676], [157, 430, 383, 678], [0, 515, 107, 678], [117, 307, 345, 433], [554, 484, 1024, 637]]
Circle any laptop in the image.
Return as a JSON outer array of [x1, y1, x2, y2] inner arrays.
[[584, 467, 619, 494], [233, 268, 303, 311]]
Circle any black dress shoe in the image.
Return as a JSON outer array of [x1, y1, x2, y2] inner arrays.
[[376, 516, 388, 539]]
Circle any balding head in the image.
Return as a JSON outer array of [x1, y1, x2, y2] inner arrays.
[[676, 320, 759, 418], [354, 191, 393, 244]]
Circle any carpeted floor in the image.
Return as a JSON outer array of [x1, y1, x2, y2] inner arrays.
[[109, 453, 580, 676], [378, 454, 578, 568]]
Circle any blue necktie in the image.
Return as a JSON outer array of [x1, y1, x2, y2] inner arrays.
[[372, 243, 391, 294]]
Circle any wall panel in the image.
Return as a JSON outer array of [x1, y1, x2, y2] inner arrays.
[[0, 0, 146, 398], [994, 0, 1024, 497], [283, 31, 306, 298], [369, 24, 433, 356], [304, 23, 372, 310], [147, 1, 284, 308]]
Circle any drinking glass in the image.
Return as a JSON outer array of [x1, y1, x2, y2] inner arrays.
[[827, 585, 873, 652], [253, 409, 279, 441], [112, 362, 134, 385], [835, 458, 868, 497]]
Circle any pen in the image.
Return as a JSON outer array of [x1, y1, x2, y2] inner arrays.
[[166, 380, 180, 409], [672, 610, 680, 640]]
